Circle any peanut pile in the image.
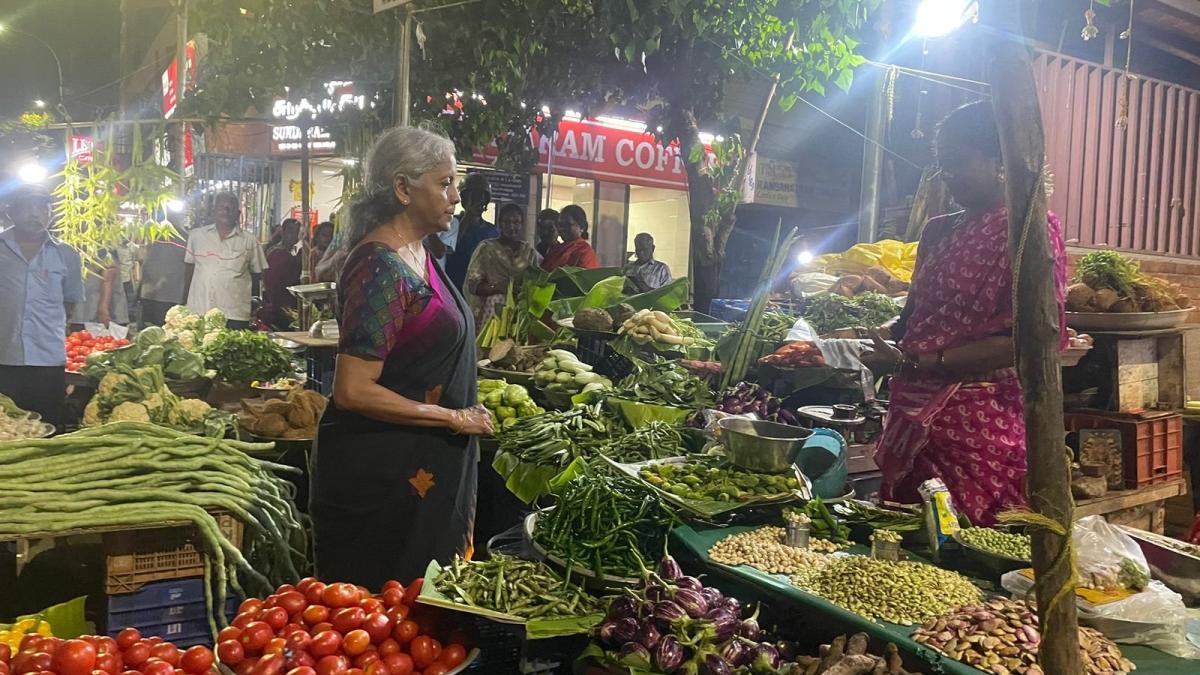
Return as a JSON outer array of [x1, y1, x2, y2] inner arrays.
[[708, 526, 831, 575]]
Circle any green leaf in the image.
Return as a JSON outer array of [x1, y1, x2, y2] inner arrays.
[[779, 93, 799, 111], [622, 276, 690, 312], [577, 276, 627, 310], [835, 68, 854, 93]]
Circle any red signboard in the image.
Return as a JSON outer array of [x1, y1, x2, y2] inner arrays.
[[289, 207, 320, 227], [69, 135, 94, 165], [162, 41, 198, 118], [529, 119, 689, 191]]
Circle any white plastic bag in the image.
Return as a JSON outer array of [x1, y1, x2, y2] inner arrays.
[[1001, 516, 1200, 658], [83, 322, 129, 340]]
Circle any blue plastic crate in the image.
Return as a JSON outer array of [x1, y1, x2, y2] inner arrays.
[[107, 579, 204, 613], [106, 578, 240, 635]]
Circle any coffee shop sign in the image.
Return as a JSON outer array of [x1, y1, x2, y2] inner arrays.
[[272, 81, 365, 122]]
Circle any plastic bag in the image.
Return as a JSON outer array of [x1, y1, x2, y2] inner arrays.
[[1001, 516, 1200, 658], [84, 322, 129, 340]]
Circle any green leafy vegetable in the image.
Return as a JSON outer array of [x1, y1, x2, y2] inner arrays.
[[201, 330, 294, 383]]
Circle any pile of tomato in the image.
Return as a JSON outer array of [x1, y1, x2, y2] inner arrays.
[[0, 630, 215, 675], [65, 331, 129, 372], [215, 578, 468, 675]]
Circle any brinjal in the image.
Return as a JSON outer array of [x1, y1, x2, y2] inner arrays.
[[776, 640, 797, 661], [700, 654, 732, 675], [675, 575, 704, 592], [751, 643, 781, 670], [674, 588, 709, 618], [619, 642, 652, 670], [720, 596, 742, 616], [658, 555, 684, 581], [654, 635, 685, 673], [654, 600, 687, 625], [635, 622, 662, 650], [720, 640, 753, 668], [704, 607, 739, 641], [607, 595, 640, 621], [738, 616, 762, 641], [700, 586, 724, 608], [612, 617, 639, 645], [645, 583, 670, 602], [598, 621, 620, 646]]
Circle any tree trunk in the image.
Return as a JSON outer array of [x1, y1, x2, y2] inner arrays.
[[677, 109, 722, 312], [984, 3, 1082, 674]]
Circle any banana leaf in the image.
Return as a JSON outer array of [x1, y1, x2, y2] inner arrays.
[[621, 277, 690, 312], [491, 449, 586, 504], [578, 276, 627, 310], [548, 266, 629, 297]]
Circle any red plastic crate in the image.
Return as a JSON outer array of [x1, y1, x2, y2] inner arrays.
[[1065, 412, 1183, 489]]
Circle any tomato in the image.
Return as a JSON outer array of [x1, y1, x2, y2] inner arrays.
[[93, 638, 118, 657], [140, 659, 174, 675], [391, 621, 418, 646], [234, 657, 260, 675], [286, 668, 316, 675], [215, 641, 244, 667], [350, 652, 378, 671], [363, 662, 389, 675], [0, 664, 7, 675], [179, 647, 214, 675], [378, 589, 403, 609], [407, 638, 438, 671], [276, 591, 307, 616], [232, 614, 256, 630], [40, 639, 64, 656], [113, 630, 140, 653], [149, 644, 181, 667], [218, 627, 244, 644], [301, 605, 330, 627], [94, 652, 122, 674], [0, 645, 11, 664], [340, 631, 370, 658], [311, 623, 334, 636], [275, 584, 298, 594], [261, 607, 290, 632], [240, 599, 266, 616], [263, 638, 287, 657], [53, 640, 98, 675], [401, 579, 423, 607], [376, 640, 400, 659], [122, 643, 150, 668], [296, 577, 320, 592], [303, 583, 328, 607], [314, 656, 348, 675], [239, 622, 274, 653], [251, 653, 285, 675], [357, 599, 383, 614], [285, 651, 315, 672], [421, 665, 449, 675], [144, 638, 164, 647], [330, 608, 364, 634], [346, 670, 364, 675], [284, 631, 312, 654], [380, 654, 412, 675], [383, 606, 407, 627], [437, 645, 465, 669], [307, 631, 341, 659], [14, 652, 52, 675], [321, 584, 359, 609], [380, 581, 402, 593], [358, 613, 391, 644]]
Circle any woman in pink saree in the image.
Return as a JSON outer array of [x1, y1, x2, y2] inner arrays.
[[866, 101, 1067, 526]]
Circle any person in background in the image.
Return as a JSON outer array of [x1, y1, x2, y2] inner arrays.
[[139, 216, 188, 326], [310, 221, 335, 272], [541, 204, 599, 272], [183, 192, 268, 330], [117, 239, 137, 318], [464, 203, 542, 331], [623, 232, 673, 292], [260, 218, 303, 330], [861, 100, 1068, 526], [443, 172, 496, 289], [0, 183, 84, 430], [535, 208, 560, 257], [70, 248, 129, 330], [312, 126, 492, 588]]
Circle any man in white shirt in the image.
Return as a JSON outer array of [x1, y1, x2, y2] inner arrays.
[[183, 192, 268, 329]]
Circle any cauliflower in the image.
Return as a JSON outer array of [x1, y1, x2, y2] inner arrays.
[[164, 305, 192, 329], [110, 401, 151, 422], [172, 398, 212, 428], [201, 331, 221, 349], [176, 331, 197, 350], [142, 392, 167, 420], [182, 314, 202, 331], [204, 308, 227, 332], [83, 400, 102, 427], [97, 372, 125, 401]]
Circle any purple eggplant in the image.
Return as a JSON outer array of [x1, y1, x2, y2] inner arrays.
[[720, 596, 742, 616], [635, 622, 662, 650], [612, 617, 639, 645], [607, 595, 640, 621], [658, 555, 684, 581], [700, 654, 732, 675], [700, 586, 724, 608], [654, 636, 686, 673], [619, 642, 652, 669], [704, 607, 739, 642], [720, 640, 753, 668], [645, 583, 670, 602], [675, 575, 704, 592], [738, 616, 762, 641], [776, 640, 798, 661], [654, 600, 687, 625], [598, 621, 621, 646], [674, 588, 709, 618], [751, 643, 781, 670]]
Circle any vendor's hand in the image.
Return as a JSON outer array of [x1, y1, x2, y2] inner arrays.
[[450, 405, 494, 436], [859, 329, 903, 375], [97, 307, 111, 327]]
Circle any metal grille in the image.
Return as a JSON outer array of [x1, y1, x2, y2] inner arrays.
[[191, 153, 280, 238], [1034, 52, 1200, 257]]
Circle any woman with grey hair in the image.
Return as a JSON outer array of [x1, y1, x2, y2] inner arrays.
[[311, 126, 493, 586]]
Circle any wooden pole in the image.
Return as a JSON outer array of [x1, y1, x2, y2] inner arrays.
[[982, 3, 1082, 673]]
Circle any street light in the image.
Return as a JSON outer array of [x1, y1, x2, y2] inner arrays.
[[166, 199, 186, 213], [18, 163, 48, 184], [33, 99, 45, 108], [913, 0, 978, 38], [0, 23, 66, 112]]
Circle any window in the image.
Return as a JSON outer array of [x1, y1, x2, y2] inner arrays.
[[628, 186, 690, 281]]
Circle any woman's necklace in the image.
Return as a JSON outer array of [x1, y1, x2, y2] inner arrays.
[[389, 224, 427, 280]]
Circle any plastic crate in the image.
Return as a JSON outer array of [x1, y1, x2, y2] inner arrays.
[[105, 578, 240, 641], [574, 334, 635, 381], [1064, 412, 1184, 489], [104, 512, 244, 594]]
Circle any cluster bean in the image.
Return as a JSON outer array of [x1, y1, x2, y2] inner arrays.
[[434, 554, 603, 619], [960, 527, 1032, 561], [913, 598, 1135, 675], [793, 556, 982, 625], [709, 527, 831, 575]]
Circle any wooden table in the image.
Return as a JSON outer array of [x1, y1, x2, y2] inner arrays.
[[1075, 479, 1187, 533]]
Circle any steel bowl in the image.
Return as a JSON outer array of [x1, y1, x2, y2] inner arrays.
[[718, 417, 812, 473]]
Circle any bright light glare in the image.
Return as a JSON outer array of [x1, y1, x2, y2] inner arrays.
[[33, 99, 45, 108], [18, 163, 47, 184], [797, 250, 815, 265], [166, 199, 185, 213], [914, 0, 974, 38]]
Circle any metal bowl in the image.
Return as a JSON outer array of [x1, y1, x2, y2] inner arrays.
[[718, 417, 812, 473]]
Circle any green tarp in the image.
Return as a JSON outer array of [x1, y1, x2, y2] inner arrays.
[[671, 525, 1189, 674]]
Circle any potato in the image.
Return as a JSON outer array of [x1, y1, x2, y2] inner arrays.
[[1109, 297, 1137, 313], [1176, 294, 1193, 309], [255, 412, 289, 437], [1066, 283, 1096, 312], [1092, 288, 1120, 312]]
